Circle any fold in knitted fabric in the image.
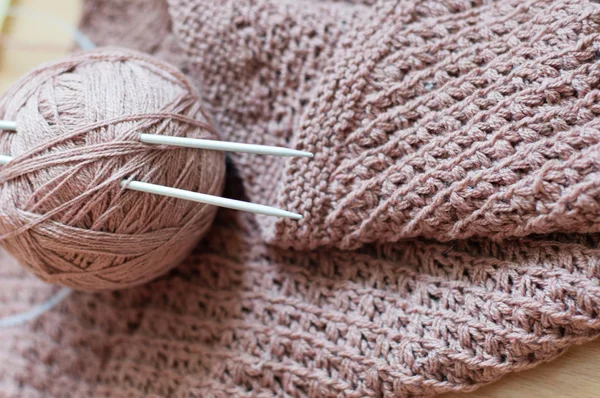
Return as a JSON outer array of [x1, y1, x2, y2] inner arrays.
[[2, 0, 600, 396]]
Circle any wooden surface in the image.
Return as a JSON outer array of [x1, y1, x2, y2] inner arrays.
[[443, 341, 600, 398], [0, 0, 81, 92], [1, 0, 599, 397]]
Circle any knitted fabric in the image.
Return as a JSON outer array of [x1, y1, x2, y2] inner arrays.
[[2, 0, 600, 396]]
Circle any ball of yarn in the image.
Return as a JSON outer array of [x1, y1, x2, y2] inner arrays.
[[0, 47, 225, 291]]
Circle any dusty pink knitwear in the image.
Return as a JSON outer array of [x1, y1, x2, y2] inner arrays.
[[2, 0, 600, 396]]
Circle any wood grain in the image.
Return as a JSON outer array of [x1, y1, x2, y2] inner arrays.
[[0, 0, 599, 396]]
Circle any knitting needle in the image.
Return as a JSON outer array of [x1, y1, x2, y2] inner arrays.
[[0, 120, 17, 130], [0, 121, 313, 158], [0, 155, 302, 219], [0, 154, 11, 164], [121, 180, 301, 219], [139, 133, 313, 157]]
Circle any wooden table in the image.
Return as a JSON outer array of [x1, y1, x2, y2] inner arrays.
[[1, 0, 599, 396]]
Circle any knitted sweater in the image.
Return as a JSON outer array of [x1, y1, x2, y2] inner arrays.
[[2, 0, 600, 396]]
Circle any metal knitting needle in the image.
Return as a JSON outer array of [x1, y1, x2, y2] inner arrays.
[[140, 134, 313, 158], [0, 120, 17, 131], [0, 121, 313, 158], [0, 155, 302, 219], [0, 154, 11, 164]]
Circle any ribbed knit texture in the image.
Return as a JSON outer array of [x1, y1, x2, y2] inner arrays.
[[2, 0, 600, 396]]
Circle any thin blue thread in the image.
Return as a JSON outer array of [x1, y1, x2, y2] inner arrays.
[[0, 288, 72, 328]]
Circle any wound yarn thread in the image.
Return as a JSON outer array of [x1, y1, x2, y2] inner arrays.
[[0, 47, 225, 291]]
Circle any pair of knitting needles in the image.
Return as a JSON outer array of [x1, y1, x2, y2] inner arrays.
[[0, 120, 311, 219]]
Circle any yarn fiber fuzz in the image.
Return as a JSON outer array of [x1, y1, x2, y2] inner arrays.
[[0, 47, 225, 291], [3, 0, 600, 397]]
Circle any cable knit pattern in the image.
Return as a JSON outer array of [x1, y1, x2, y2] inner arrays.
[[280, 0, 600, 249], [161, 0, 600, 249], [2, 0, 600, 397]]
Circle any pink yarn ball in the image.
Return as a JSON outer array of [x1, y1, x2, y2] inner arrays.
[[0, 47, 225, 291]]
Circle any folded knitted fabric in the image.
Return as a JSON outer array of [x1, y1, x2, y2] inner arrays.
[[2, 0, 600, 396]]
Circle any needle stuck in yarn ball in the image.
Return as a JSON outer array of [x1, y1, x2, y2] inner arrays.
[[0, 47, 226, 291]]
